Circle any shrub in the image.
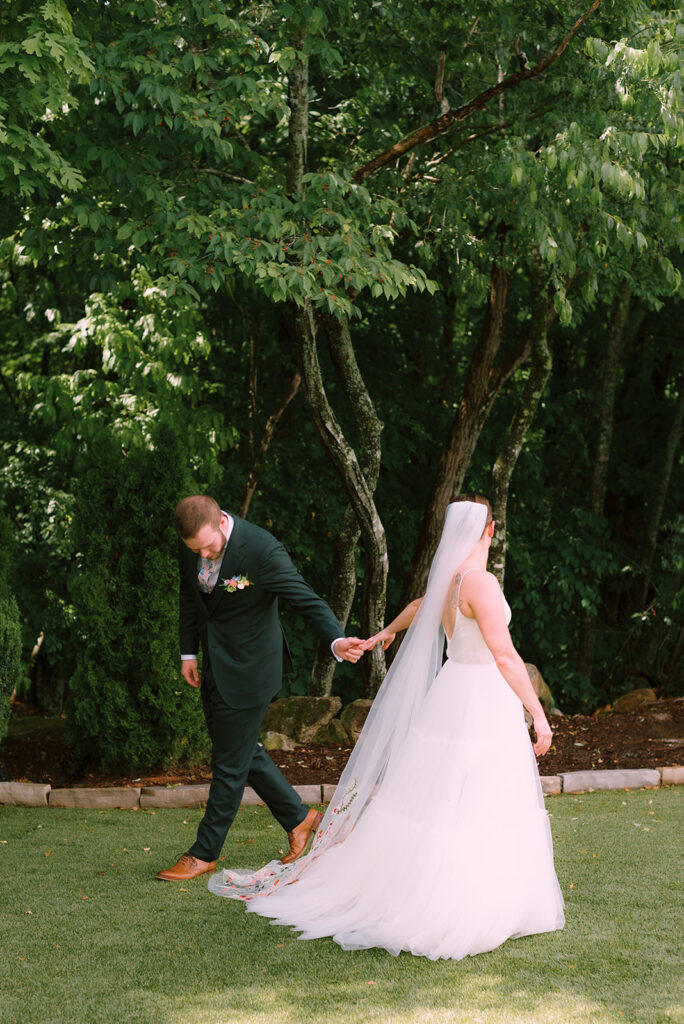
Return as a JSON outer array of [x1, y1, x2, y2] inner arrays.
[[67, 427, 209, 772]]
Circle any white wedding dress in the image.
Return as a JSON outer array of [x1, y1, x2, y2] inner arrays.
[[210, 582, 565, 960]]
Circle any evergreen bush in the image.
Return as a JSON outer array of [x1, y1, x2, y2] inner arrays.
[[0, 515, 23, 743], [67, 427, 209, 772]]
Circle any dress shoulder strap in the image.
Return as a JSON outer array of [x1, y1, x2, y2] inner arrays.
[[456, 566, 487, 608]]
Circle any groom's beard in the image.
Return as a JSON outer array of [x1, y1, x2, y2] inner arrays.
[[204, 528, 228, 560]]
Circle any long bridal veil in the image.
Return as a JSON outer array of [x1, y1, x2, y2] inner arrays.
[[209, 499, 488, 900]]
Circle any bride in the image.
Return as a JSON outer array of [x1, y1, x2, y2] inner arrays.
[[208, 496, 565, 960]]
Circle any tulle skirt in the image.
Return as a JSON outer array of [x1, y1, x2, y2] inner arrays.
[[244, 659, 565, 960]]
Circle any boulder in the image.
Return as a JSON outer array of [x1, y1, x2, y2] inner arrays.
[[261, 731, 299, 752], [324, 718, 351, 745], [340, 699, 373, 744], [260, 696, 342, 745], [612, 688, 658, 713], [524, 663, 556, 712]]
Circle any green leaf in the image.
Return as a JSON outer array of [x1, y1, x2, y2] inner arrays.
[[22, 37, 43, 57]]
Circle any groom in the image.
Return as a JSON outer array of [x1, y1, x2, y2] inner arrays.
[[156, 495, 364, 881]]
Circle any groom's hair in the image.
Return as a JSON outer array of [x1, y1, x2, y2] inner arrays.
[[174, 495, 222, 538], [453, 493, 493, 528]]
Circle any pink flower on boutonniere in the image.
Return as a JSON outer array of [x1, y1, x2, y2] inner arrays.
[[221, 574, 252, 593]]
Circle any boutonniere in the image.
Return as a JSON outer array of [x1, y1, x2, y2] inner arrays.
[[221, 574, 252, 593]]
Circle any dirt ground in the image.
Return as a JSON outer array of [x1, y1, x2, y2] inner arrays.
[[1, 698, 682, 789]]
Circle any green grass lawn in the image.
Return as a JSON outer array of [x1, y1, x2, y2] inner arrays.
[[1, 788, 682, 1024]]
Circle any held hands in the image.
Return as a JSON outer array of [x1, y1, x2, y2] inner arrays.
[[180, 659, 201, 688], [332, 637, 366, 664], [532, 713, 553, 757], [362, 628, 396, 652], [181, 644, 366, 681]]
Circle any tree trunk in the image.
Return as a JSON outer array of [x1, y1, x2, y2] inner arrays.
[[489, 258, 553, 586], [284, 33, 388, 697], [326, 315, 386, 694], [577, 281, 632, 684], [310, 314, 386, 696], [310, 505, 361, 696], [400, 262, 513, 605], [293, 304, 388, 696], [286, 34, 308, 199]]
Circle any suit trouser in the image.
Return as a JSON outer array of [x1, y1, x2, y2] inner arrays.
[[188, 668, 309, 862]]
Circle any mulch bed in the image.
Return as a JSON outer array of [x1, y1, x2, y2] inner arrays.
[[1, 699, 682, 790]]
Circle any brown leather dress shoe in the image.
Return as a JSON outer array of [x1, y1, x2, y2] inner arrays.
[[281, 808, 323, 865], [156, 854, 216, 881]]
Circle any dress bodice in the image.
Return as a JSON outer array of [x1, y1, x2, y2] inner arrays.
[[446, 578, 511, 665]]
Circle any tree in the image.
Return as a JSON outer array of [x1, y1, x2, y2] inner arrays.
[[1, 0, 682, 740]]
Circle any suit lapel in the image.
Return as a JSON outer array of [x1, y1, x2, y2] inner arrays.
[[177, 541, 209, 619], [205, 515, 247, 615]]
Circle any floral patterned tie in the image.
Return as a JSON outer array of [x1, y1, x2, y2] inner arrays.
[[197, 557, 216, 593]]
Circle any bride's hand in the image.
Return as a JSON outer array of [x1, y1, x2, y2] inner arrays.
[[532, 714, 553, 757], [362, 628, 396, 652]]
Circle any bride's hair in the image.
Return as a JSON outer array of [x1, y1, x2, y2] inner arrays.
[[452, 493, 492, 527]]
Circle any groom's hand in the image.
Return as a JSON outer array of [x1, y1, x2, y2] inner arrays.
[[332, 638, 365, 664], [181, 659, 201, 688]]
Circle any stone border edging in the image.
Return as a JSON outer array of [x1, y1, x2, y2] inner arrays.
[[0, 766, 682, 809]]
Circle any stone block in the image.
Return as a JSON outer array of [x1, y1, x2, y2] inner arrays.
[[324, 718, 351, 745], [660, 765, 684, 786], [261, 696, 342, 744], [322, 784, 338, 804], [261, 731, 298, 752], [561, 769, 661, 793], [540, 776, 562, 795], [293, 784, 323, 805], [240, 786, 264, 806], [140, 785, 210, 808], [0, 781, 50, 806], [339, 699, 373, 743], [49, 787, 140, 809]]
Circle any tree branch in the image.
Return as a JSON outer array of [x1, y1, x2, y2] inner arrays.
[[353, 0, 604, 182], [238, 372, 301, 520], [198, 168, 254, 185]]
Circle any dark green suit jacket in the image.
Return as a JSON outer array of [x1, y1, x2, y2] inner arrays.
[[178, 515, 344, 709]]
